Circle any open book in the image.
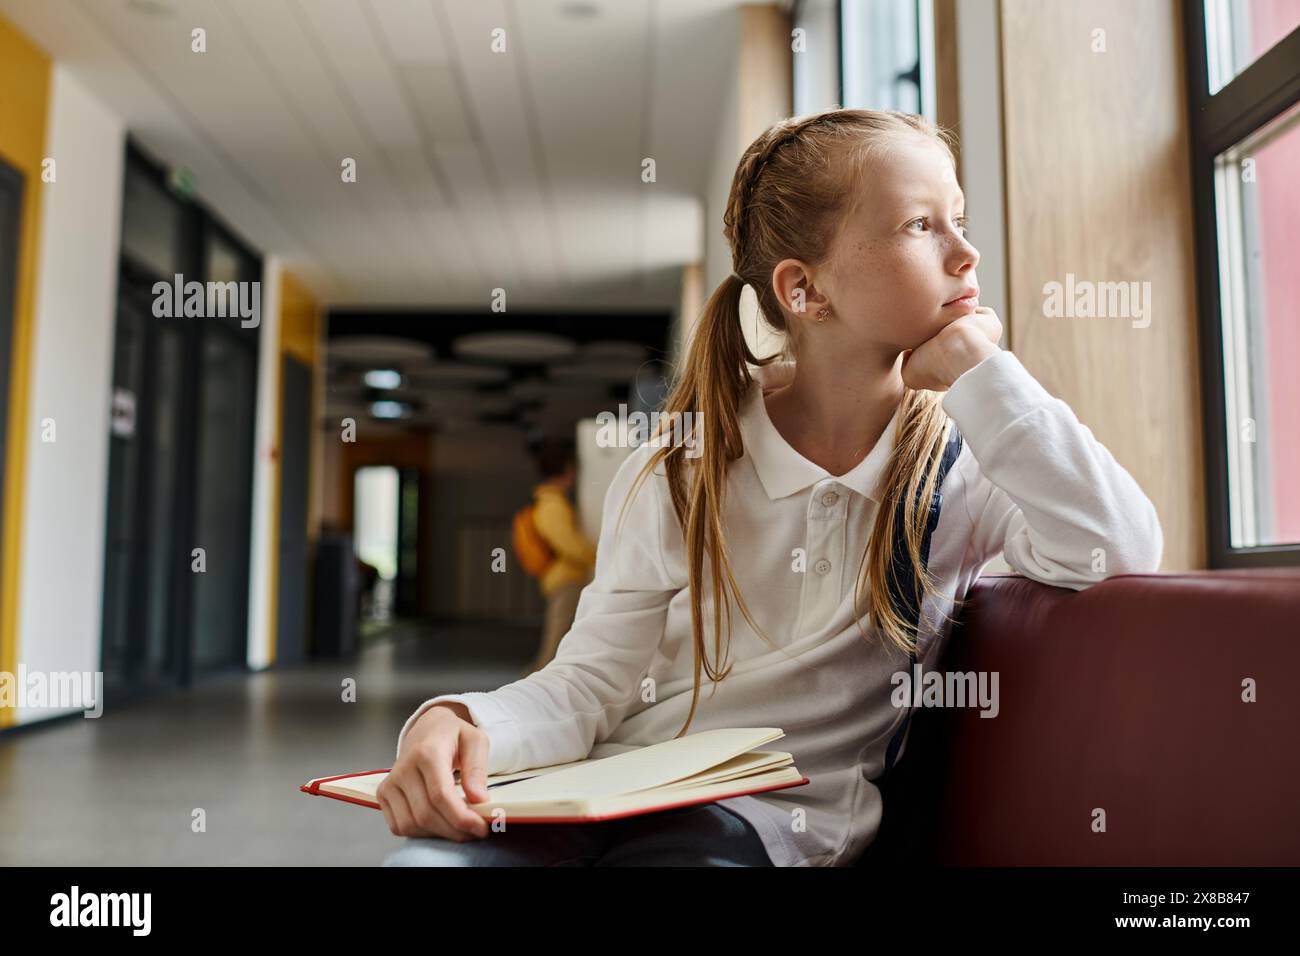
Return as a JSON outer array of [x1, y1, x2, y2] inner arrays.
[[301, 727, 809, 824]]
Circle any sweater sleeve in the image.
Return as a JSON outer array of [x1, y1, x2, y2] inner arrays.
[[532, 490, 597, 566], [940, 349, 1163, 589], [395, 441, 683, 772]]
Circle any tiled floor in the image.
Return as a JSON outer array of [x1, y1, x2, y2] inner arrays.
[[0, 620, 539, 866]]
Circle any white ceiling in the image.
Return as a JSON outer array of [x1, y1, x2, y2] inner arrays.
[[1, 0, 747, 309]]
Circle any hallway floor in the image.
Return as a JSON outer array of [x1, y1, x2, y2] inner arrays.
[[0, 620, 538, 866]]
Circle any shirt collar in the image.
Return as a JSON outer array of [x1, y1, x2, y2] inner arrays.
[[738, 359, 899, 503]]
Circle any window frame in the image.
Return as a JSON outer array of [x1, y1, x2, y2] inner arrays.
[[1184, 6, 1300, 568]]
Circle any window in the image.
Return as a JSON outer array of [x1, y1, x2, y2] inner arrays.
[[842, 0, 934, 121], [793, 0, 936, 122], [120, 162, 183, 279], [206, 231, 244, 285], [1205, 0, 1300, 95], [1213, 102, 1300, 549], [793, 0, 841, 115], [1187, 5, 1300, 565]]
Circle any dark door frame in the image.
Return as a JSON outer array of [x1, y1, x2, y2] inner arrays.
[[276, 354, 312, 664]]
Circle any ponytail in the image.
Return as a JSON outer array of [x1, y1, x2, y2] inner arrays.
[[617, 271, 786, 737]]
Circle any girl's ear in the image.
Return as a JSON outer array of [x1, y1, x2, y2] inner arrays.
[[772, 258, 822, 319]]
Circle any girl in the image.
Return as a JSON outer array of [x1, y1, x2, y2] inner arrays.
[[379, 108, 1163, 867]]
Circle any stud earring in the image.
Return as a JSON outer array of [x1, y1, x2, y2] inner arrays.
[[816, 307, 830, 322]]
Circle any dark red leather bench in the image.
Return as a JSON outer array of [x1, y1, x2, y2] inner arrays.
[[855, 571, 1300, 866]]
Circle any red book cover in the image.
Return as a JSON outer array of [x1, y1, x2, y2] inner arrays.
[[301, 769, 811, 824]]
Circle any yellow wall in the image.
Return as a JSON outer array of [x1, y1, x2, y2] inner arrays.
[[0, 14, 51, 728], [280, 270, 320, 369], [266, 268, 321, 665]]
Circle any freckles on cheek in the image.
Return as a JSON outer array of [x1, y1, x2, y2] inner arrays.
[[893, 246, 936, 293], [854, 238, 884, 260], [848, 239, 889, 279], [859, 245, 919, 291]]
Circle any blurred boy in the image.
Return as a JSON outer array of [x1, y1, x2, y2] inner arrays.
[[523, 437, 596, 676]]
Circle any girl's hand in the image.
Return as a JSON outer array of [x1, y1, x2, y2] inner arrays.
[[899, 307, 1003, 391], [377, 702, 492, 840]]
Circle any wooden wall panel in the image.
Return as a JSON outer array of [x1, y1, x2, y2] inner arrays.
[[738, 4, 793, 145], [934, 0, 962, 176], [1000, 0, 1205, 569], [737, 3, 794, 362]]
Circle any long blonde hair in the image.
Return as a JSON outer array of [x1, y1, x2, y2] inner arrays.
[[618, 108, 965, 738]]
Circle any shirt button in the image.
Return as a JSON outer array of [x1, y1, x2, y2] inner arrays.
[[820, 491, 839, 507], [814, 558, 832, 575]]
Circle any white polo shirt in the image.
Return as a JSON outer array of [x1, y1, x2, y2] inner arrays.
[[396, 349, 1164, 866]]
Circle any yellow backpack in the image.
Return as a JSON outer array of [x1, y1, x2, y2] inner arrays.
[[512, 499, 555, 578]]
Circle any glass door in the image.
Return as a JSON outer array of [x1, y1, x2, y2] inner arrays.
[[189, 328, 257, 672], [101, 278, 188, 691], [102, 141, 263, 694]]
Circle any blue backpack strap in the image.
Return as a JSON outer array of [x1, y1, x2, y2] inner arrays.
[[877, 427, 964, 781]]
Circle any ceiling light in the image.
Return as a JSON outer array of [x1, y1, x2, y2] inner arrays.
[[364, 369, 402, 389], [329, 336, 434, 365], [403, 361, 509, 387], [550, 357, 645, 383], [580, 340, 649, 361], [560, 1, 600, 18], [452, 331, 578, 363], [127, 0, 175, 16]]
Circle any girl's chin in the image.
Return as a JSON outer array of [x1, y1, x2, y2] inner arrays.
[[927, 309, 972, 335], [900, 320, 953, 351]]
